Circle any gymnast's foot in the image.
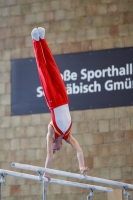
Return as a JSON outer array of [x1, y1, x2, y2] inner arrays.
[[31, 28, 39, 41], [38, 27, 45, 39]]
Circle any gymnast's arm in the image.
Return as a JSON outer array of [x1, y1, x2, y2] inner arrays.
[[44, 125, 54, 181], [66, 135, 89, 173]]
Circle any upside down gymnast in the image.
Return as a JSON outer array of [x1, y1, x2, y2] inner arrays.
[[31, 27, 88, 180]]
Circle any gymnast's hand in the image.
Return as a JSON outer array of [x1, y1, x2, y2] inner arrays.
[[43, 173, 51, 182], [80, 166, 89, 174]]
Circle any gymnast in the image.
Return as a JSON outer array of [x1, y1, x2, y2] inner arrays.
[[31, 27, 89, 180]]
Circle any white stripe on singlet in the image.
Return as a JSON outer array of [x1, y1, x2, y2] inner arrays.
[[53, 104, 71, 133]]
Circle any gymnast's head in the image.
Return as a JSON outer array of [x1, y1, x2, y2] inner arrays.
[[53, 140, 62, 154]]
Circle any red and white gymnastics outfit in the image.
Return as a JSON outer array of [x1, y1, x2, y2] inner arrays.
[[31, 28, 72, 140]]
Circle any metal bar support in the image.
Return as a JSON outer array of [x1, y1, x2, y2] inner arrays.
[[37, 171, 47, 200], [123, 187, 131, 200], [0, 174, 6, 200], [0, 183, 1, 200], [43, 181, 47, 200], [87, 189, 93, 200]]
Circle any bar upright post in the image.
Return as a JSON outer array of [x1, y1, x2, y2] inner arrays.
[[123, 187, 131, 200], [43, 181, 47, 200], [87, 189, 93, 200], [0, 183, 1, 200]]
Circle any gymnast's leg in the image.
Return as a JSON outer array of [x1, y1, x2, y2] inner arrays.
[[31, 28, 55, 109], [32, 27, 71, 133], [37, 27, 72, 132], [38, 27, 68, 108]]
